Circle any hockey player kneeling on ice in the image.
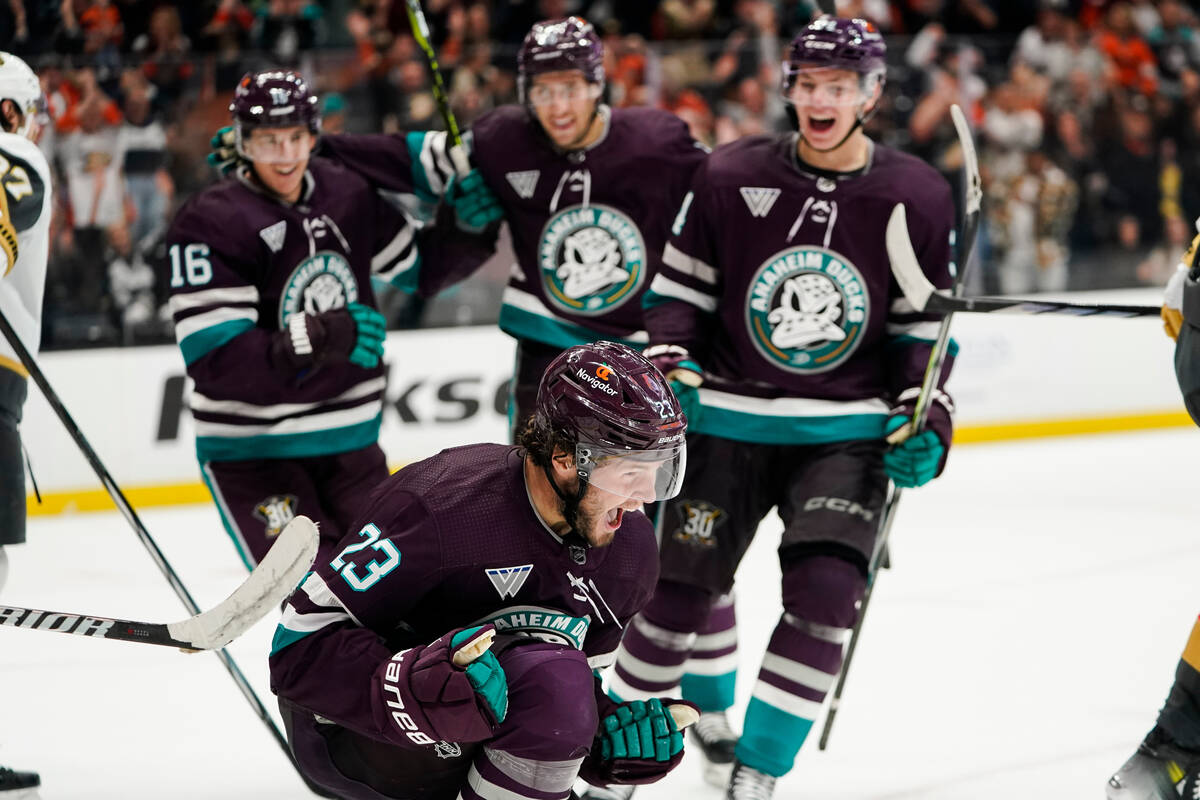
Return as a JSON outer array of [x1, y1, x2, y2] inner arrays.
[[1105, 231, 1200, 799], [167, 70, 496, 569], [592, 16, 959, 800], [269, 341, 698, 800]]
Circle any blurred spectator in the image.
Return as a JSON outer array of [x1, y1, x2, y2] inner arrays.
[[656, 0, 717, 39], [257, 0, 321, 67], [1146, 0, 1200, 99], [1094, 1, 1159, 96], [130, 5, 193, 108], [117, 72, 169, 249], [105, 221, 158, 343], [199, 0, 256, 92], [321, 92, 347, 134], [1100, 99, 1163, 249], [989, 149, 1078, 292]]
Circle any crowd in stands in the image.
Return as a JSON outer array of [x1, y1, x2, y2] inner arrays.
[[4, 0, 1198, 348]]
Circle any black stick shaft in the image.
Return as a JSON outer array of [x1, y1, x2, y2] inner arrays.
[[0, 309, 297, 768], [0, 604, 190, 648]]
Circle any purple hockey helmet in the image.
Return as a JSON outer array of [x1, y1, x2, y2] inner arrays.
[[782, 16, 887, 98], [231, 70, 321, 162], [535, 341, 687, 503], [517, 17, 606, 104]]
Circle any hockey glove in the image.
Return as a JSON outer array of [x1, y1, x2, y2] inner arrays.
[[346, 302, 387, 368], [445, 169, 503, 233], [375, 624, 507, 747], [883, 414, 944, 488], [207, 126, 241, 177], [643, 344, 703, 427], [578, 698, 696, 786]]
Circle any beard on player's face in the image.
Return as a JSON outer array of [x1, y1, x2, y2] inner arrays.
[[554, 471, 641, 549]]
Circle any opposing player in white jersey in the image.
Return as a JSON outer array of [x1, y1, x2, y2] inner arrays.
[[0, 51, 53, 798]]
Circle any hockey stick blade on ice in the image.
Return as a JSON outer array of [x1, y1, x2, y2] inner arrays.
[[0, 516, 318, 650], [886, 205, 1157, 318]]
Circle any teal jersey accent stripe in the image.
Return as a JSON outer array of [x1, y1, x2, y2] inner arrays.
[[692, 406, 886, 446], [736, 697, 815, 777], [195, 414, 382, 462], [498, 303, 644, 351], [681, 671, 736, 712], [405, 132, 439, 204], [380, 250, 422, 294], [199, 464, 254, 570], [889, 333, 960, 357], [270, 623, 315, 656], [642, 285, 689, 310], [179, 318, 255, 366]]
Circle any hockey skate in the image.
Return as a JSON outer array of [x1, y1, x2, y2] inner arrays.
[[690, 710, 739, 786], [578, 784, 635, 800], [726, 760, 776, 800], [0, 766, 39, 798], [1107, 725, 1200, 799]]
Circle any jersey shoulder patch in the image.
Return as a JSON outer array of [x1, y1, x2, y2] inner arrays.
[[0, 135, 48, 232]]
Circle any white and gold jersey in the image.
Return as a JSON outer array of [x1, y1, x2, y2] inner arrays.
[[0, 131, 51, 377]]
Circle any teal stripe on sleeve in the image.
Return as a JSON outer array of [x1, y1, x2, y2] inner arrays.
[[888, 333, 960, 356], [405, 132, 439, 204], [179, 318, 255, 365]]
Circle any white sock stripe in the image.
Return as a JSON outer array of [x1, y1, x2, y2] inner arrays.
[[464, 762, 562, 800], [683, 651, 739, 676], [631, 615, 697, 651], [759, 652, 837, 694], [482, 748, 582, 793], [751, 679, 824, 721], [693, 628, 738, 651], [607, 670, 677, 703], [612, 646, 689, 684], [782, 612, 849, 644]]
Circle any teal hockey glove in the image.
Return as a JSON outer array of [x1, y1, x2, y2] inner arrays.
[[579, 699, 697, 786], [445, 169, 503, 233], [643, 344, 703, 427], [449, 625, 508, 723], [883, 415, 944, 488], [206, 126, 240, 176], [346, 302, 386, 369]]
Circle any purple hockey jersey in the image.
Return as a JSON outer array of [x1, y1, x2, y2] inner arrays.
[[317, 105, 707, 350], [166, 159, 492, 463], [269, 443, 660, 748], [645, 134, 957, 445]]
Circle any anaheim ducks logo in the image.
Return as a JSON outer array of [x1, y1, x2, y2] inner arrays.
[[538, 203, 646, 316], [278, 251, 359, 327], [745, 245, 868, 374]]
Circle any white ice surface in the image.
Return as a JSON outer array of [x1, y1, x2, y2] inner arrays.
[[2, 428, 1197, 799]]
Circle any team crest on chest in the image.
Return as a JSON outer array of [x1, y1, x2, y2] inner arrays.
[[253, 494, 298, 537], [278, 251, 360, 327], [538, 203, 646, 316], [745, 245, 868, 374]]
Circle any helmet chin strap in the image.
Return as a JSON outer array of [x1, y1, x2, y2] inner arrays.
[[542, 460, 592, 559], [799, 114, 865, 154]]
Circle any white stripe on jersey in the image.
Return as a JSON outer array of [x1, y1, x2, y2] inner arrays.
[[663, 241, 719, 285], [646, 273, 718, 313], [697, 387, 889, 418], [191, 376, 387, 419], [192, 399, 382, 438], [173, 306, 259, 344], [168, 285, 260, 316], [419, 131, 450, 196], [885, 320, 942, 340], [371, 224, 415, 273]]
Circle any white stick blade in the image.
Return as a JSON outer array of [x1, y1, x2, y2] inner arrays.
[[885, 204, 934, 312], [949, 104, 982, 217], [168, 516, 320, 650]]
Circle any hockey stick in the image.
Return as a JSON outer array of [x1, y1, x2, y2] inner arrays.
[[0, 308, 302, 772], [887, 220, 1157, 317], [404, 0, 470, 177], [0, 516, 317, 649], [819, 104, 980, 749]]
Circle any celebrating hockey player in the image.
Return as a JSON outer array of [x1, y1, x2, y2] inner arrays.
[[598, 17, 959, 799], [0, 51, 51, 797], [213, 16, 706, 438], [269, 341, 697, 800], [1105, 231, 1200, 798], [167, 70, 497, 567]]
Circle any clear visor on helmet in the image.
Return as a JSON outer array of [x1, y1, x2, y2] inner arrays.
[[782, 65, 875, 108], [526, 79, 602, 108], [575, 441, 686, 503], [236, 124, 315, 164]]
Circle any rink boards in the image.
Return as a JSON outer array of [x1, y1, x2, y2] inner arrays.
[[22, 288, 1188, 511]]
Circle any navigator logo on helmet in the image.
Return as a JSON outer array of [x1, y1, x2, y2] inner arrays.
[[522, 341, 687, 548]]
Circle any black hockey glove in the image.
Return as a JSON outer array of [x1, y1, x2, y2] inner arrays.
[[445, 169, 503, 233], [577, 698, 697, 786]]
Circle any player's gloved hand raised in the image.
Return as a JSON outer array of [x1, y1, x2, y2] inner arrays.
[[207, 126, 241, 177], [375, 624, 507, 746], [578, 698, 696, 786], [271, 302, 386, 373], [643, 344, 703, 426], [445, 169, 503, 233], [883, 414, 944, 488]]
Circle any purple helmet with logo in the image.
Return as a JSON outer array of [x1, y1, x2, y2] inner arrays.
[[535, 341, 686, 503], [517, 16, 605, 103], [783, 16, 887, 93], [231, 70, 321, 136]]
